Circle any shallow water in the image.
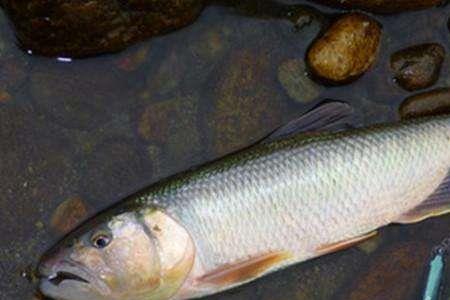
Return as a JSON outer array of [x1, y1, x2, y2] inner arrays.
[[1, 1, 450, 299]]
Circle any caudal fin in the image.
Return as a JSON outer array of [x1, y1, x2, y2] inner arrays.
[[396, 170, 450, 224]]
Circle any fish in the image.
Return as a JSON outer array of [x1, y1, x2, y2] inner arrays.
[[38, 102, 450, 300]]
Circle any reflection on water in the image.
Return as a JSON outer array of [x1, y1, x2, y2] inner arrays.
[[0, 1, 450, 299]]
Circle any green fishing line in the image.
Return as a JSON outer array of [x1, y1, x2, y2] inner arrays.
[[423, 253, 444, 300]]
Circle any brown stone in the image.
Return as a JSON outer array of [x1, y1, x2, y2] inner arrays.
[[50, 197, 91, 235], [307, 13, 381, 84], [1, 0, 204, 57], [399, 88, 450, 119], [278, 59, 322, 103], [391, 43, 445, 91]]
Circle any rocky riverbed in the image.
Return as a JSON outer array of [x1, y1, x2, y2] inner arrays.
[[1, 1, 450, 300]]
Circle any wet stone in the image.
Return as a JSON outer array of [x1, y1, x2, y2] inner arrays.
[[1, 0, 205, 57], [391, 43, 445, 91], [50, 197, 91, 235], [399, 88, 450, 119], [278, 58, 322, 103], [307, 13, 382, 84]]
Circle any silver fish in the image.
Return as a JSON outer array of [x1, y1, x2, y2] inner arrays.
[[38, 102, 450, 300]]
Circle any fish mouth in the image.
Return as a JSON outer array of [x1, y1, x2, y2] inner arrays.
[[39, 260, 93, 287], [46, 271, 90, 286], [39, 260, 112, 295]]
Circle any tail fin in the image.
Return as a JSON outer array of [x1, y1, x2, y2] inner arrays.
[[396, 170, 450, 224]]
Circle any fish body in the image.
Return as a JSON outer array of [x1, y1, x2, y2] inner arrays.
[[39, 108, 450, 300]]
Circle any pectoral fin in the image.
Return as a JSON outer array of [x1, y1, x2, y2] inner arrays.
[[316, 231, 377, 255], [396, 171, 450, 224], [197, 251, 292, 287]]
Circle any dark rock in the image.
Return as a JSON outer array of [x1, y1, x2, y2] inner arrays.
[[1, 0, 204, 57], [391, 43, 445, 91], [307, 13, 382, 84], [399, 88, 450, 119]]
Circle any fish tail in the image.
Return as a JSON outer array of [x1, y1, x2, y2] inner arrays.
[[396, 170, 450, 224]]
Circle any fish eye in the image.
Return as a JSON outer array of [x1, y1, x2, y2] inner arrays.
[[91, 233, 111, 249]]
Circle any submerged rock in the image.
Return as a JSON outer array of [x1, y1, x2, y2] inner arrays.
[[1, 0, 204, 57], [399, 88, 450, 119], [307, 13, 381, 84], [278, 58, 322, 103], [50, 197, 91, 235], [310, 0, 443, 13], [391, 43, 445, 91]]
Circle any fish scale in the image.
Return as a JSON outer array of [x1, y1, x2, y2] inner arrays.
[[148, 116, 450, 274]]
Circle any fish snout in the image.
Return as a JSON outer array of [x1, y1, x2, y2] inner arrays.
[[38, 245, 71, 279]]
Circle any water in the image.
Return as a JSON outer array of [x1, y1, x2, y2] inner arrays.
[[1, 1, 450, 299]]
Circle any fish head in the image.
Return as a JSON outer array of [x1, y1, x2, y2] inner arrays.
[[38, 208, 195, 300]]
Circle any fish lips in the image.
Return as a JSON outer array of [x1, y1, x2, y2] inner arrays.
[[38, 260, 92, 287], [38, 259, 114, 299]]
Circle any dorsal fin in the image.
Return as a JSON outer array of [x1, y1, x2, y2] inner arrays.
[[396, 170, 450, 224], [265, 101, 354, 143]]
